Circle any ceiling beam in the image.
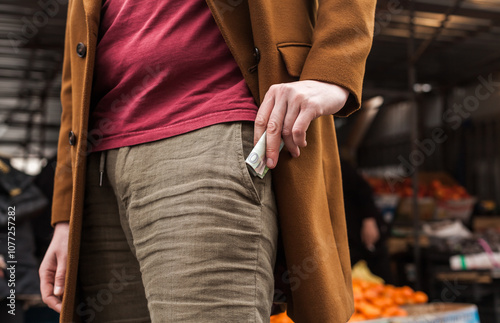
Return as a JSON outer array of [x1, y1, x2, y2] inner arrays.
[[411, 0, 465, 63], [378, 0, 500, 21]]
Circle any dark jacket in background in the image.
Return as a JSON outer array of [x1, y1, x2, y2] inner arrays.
[[340, 159, 392, 282]]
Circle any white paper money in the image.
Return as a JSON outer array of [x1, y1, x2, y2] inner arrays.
[[245, 131, 284, 179]]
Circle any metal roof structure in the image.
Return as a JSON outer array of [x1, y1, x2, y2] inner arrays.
[[0, 0, 500, 164], [0, 0, 66, 162], [365, 0, 500, 97]]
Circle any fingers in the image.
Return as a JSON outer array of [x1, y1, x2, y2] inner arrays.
[[254, 88, 275, 145], [256, 84, 311, 167], [265, 93, 287, 168], [361, 220, 380, 251], [39, 253, 55, 300], [293, 107, 316, 148], [256, 81, 332, 167], [282, 97, 301, 158], [362, 235, 375, 247], [39, 222, 69, 314], [54, 255, 67, 298], [40, 244, 67, 314], [40, 254, 62, 313], [46, 295, 63, 313], [361, 232, 374, 250]]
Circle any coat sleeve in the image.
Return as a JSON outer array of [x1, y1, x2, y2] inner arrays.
[[300, 0, 376, 117], [51, 6, 74, 227]]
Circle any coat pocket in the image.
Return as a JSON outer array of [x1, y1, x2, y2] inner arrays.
[[276, 42, 312, 78]]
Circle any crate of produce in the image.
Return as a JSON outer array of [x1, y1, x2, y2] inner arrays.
[[397, 197, 436, 221], [436, 197, 477, 222], [366, 172, 474, 222], [392, 303, 479, 323]]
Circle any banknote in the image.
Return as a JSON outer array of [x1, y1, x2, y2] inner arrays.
[[245, 131, 284, 179]]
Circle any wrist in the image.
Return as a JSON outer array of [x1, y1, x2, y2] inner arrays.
[[54, 221, 69, 232]]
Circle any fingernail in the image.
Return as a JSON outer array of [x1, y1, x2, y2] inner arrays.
[[266, 158, 274, 168], [54, 286, 62, 296]]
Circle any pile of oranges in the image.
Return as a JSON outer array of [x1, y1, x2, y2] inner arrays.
[[270, 280, 429, 322], [270, 311, 293, 323], [365, 176, 470, 201], [349, 279, 428, 321]]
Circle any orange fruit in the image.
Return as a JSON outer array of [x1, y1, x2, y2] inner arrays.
[[370, 284, 385, 294], [381, 306, 400, 317], [354, 300, 369, 312], [270, 312, 294, 323], [400, 286, 414, 297], [353, 284, 363, 298], [363, 288, 380, 300], [370, 296, 393, 308], [359, 303, 382, 319], [353, 293, 363, 302], [348, 313, 367, 322], [394, 308, 408, 317], [393, 295, 406, 305], [413, 291, 428, 303], [358, 280, 371, 290], [382, 285, 396, 297]]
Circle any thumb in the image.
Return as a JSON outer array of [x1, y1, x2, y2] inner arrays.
[[54, 256, 67, 297]]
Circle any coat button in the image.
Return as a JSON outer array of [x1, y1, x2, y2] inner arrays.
[[76, 42, 87, 58], [253, 47, 260, 63], [68, 131, 76, 146]]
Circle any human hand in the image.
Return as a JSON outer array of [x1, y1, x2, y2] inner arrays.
[[254, 80, 349, 169], [39, 221, 69, 313], [0, 254, 6, 279], [361, 218, 380, 251]]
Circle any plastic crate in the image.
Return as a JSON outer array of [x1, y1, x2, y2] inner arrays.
[[393, 303, 480, 323], [436, 198, 477, 222]]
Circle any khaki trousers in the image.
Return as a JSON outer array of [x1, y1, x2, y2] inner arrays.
[[77, 122, 278, 323]]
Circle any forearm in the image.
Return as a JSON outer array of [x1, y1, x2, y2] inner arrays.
[[300, 0, 377, 116]]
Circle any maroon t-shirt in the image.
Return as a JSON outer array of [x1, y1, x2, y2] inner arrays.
[[87, 0, 258, 153]]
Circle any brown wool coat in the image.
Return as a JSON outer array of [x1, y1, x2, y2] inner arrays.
[[51, 0, 375, 322]]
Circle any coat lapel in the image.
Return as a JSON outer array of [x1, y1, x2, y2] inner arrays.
[[205, 0, 259, 102], [82, 0, 102, 38]]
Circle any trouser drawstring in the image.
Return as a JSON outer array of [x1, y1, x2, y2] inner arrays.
[[99, 150, 106, 187]]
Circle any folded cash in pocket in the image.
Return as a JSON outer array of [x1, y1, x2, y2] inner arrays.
[[245, 131, 284, 179]]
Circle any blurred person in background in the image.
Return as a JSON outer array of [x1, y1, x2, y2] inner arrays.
[[340, 158, 392, 283]]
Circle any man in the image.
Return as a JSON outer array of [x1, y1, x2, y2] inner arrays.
[[340, 159, 392, 283], [39, 0, 376, 322]]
